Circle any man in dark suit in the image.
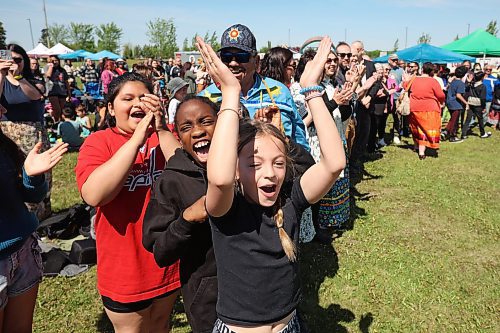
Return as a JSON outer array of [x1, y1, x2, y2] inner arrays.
[[349, 40, 379, 166]]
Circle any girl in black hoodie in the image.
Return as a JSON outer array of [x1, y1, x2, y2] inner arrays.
[[143, 95, 218, 333]]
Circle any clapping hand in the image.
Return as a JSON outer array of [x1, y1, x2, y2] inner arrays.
[[196, 36, 239, 92], [139, 93, 165, 132], [24, 142, 69, 177], [300, 36, 332, 88], [254, 105, 281, 129]]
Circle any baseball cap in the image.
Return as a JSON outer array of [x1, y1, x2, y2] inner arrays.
[[167, 77, 188, 99], [389, 53, 399, 60], [116, 58, 125, 62], [220, 24, 257, 53]]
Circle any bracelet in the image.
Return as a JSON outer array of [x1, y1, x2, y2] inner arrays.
[[218, 107, 241, 117], [304, 91, 325, 102], [299, 85, 325, 95]]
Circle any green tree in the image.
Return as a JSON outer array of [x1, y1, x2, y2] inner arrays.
[[95, 23, 122, 53], [68, 22, 95, 51], [417, 33, 431, 44], [141, 44, 157, 58], [486, 20, 498, 36], [133, 45, 142, 58], [190, 33, 199, 51], [366, 50, 381, 59], [146, 18, 178, 58], [392, 38, 399, 52], [259, 41, 272, 54], [0, 21, 6, 49], [182, 37, 189, 51], [209, 31, 220, 50], [39, 28, 49, 46], [48, 23, 68, 45], [123, 43, 134, 59]]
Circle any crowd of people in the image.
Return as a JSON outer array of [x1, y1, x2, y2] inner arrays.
[[1, 23, 499, 333]]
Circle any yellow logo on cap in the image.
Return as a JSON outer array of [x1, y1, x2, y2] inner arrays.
[[229, 27, 241, 41]]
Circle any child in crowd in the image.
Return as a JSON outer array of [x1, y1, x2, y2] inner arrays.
[[143, 95, 218, 333], [57, 107, 83, 151], [1, 128, 67, 332], [75, 103, 92, 138], [94, 100, 107, 130], [197, 36, 346, 332], [167, 77, 189, 125], [75, 72, 181, 333]]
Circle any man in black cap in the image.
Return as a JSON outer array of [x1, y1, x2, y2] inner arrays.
[[199, 24, 309, 150]]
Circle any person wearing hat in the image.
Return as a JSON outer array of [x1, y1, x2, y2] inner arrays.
[[387, 53, 407, 144], [199, 23, 309, 151], [115, 58, 127, 76], [167, 77, 188, 124]]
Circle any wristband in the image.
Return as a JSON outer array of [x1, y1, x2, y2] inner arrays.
[[299, 85, 325, 95], [218, 107, 241, 117], [304, 91, 325, 102]]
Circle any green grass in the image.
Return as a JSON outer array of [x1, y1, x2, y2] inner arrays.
[[35, 131, 500, 333]]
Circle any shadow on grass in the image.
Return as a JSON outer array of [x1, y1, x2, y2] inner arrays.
[[299, 242, 373, 332], [96, 298, 189, 332]]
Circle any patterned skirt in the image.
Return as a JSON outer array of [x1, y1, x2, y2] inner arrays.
[[409, 111, 441, 149], [0, 121, 52, 220], [318, 162, 350, 229]]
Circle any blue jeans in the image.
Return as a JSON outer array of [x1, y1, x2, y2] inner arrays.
[[0, 234, 43, 309]]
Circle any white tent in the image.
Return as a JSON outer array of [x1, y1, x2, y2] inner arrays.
[[27, 43, 50, 57], [48, 43, 74, 55]]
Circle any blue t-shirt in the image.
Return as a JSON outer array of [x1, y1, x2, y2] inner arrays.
[[0, 80, 44, 122], [446, 79, 466, 110]]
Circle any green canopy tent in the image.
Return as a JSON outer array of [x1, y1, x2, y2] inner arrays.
[[442, 29, 500, 57]]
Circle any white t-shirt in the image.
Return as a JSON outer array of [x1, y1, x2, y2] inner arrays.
[[167, 98, 180, 124]]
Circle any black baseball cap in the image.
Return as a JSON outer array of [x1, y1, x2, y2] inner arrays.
[[220, 24, 257, 53]]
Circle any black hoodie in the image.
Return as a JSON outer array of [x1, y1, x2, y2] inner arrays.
[[143, 148, 216, 333]]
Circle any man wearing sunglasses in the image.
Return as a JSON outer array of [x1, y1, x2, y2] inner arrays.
[[200, 24, 309, 150]]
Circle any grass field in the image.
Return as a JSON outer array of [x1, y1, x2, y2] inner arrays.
[[34, 130, 500, 333]]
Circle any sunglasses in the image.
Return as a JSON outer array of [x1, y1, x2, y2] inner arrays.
[[220, 51, 252, 64], [326, 58, 338, 64], [338, 53, 352, 59], [12, 57, 23, 64]]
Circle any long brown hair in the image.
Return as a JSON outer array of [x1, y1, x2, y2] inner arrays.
[[237, 119, 296, 261]]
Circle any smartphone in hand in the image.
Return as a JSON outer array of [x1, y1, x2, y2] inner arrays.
[[0, 50, 12, 60]]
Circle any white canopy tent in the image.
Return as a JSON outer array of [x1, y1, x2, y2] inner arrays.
[[27, 43, 50, 57], [48, 43, 74, 55]]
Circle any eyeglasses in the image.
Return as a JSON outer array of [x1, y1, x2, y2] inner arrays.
[[326, 58, 338, 64], [12, 57, 23, 64], [338, 53, 352, 59], [409, 65, 418, 68], [220, 51, 252, 64], [485, 68, 492, 71]]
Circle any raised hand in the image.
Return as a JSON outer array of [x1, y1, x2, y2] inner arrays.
[[333, 87, 354, 105], [254, 105, 282, 129], [300, 36, 332, 88], [139, 93, 165, 132], [24, 142, 68, 177], [130, 112, 154, 148], [0, 59, 12, 76], [195, 36, 239, 91]]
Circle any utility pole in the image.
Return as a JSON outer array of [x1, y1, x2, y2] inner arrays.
[[467, 23, 470, 35], [344, 28, 347, 42], [27, 18, 35, 49], [288, 28, 291, 47], [405, 27, 408, 48], [43, 0, 50, 47]]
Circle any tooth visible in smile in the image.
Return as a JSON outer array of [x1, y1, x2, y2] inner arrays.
[[194, 141, 209, 149]]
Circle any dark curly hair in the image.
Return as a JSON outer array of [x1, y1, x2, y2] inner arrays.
[[174, 95, 218, 131], [294, 49, 316, 82]]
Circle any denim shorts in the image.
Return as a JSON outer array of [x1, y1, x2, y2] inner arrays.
[[0, 234, 43, 310]]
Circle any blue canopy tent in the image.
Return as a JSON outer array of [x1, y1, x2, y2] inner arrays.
[[88, 50, 121, 60], [373, 43, 475, 64], [59, 49, 95, 60]]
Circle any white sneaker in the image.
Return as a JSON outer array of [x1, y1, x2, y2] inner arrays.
[[393, 136, 401, 145], [377, 138, 387, 147], [480, 132, 491, 138]]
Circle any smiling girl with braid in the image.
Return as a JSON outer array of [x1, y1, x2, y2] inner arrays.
[[196, 36, 345, 333]]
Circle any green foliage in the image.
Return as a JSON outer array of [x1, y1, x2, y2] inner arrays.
[[48, 23, 69, 45], [209, 31, 220, 51], [417, 32, 432, 44], [146, 18, 178, 58], [95, 22, 122, 53], [259, 41, 272, 54], [122, 43, 134, 59], [68, 22, 95, 51], [0, 21, 6, 49], [182, 37, 189, 51], [486, 19, 498, 36], [39, 28, 49, 46], [366, 49, 381, 59]]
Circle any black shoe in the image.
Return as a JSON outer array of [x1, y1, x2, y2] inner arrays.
[[313, 229, 333, 244]]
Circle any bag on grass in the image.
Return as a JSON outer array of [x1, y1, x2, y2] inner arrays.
[[37, 204, 91, 239]]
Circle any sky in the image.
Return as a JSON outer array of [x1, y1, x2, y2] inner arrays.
[[2, 0, 499, 53]]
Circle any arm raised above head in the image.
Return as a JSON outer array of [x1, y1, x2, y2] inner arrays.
[[196, 37, 241, 217]]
